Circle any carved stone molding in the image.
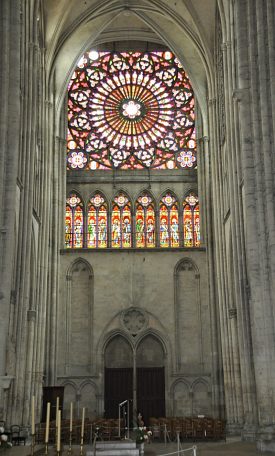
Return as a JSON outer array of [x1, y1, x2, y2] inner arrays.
[[178, 261, 194, 272], [121, 307, 147, 336]]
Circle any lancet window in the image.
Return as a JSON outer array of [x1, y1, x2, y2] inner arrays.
[[183, 193, 200, 247], [65, 193, 84, 248], [136, 193, 156, 248], [159, 193, 179, 248], [111, 193, 132, 248], [87, 193, 108, 248]]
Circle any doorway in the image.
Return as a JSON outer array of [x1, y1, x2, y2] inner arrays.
[[104, 334, 165, 423]]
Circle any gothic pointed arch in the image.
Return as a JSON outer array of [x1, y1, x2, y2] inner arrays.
[[174, 258, 202, 371], [62, 258, 94, 376], [171, 378, 192, 416], [191, 378, 211, 416]]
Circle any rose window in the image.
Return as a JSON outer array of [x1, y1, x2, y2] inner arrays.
[[67, 51, 196, 170]]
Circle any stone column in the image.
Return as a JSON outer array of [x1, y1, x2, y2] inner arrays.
[[0, 0, 21, 419], [234, 0, 275, 450]]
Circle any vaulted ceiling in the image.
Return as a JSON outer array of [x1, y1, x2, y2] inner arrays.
[[43, 0, 219, 115]]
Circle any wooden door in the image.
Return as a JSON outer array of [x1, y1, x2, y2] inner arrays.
[[41, 386, 64, 422], [137, 367, 165, 424], [104, 368, 133, 420]]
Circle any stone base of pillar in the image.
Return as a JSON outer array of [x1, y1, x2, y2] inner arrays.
[[242, 424, 257, 441], [256, 426, 275, 453], [226, 423, 242, 435]]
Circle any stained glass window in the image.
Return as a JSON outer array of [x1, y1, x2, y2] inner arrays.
[[136, 193, 155, 248], [88, 193, 108, 248], [67, 50, 196, 170], [65, 193, 84, 248], [111, 193, 132, 248], [160, 193, 179, 248], [183, 193, 200, 247]]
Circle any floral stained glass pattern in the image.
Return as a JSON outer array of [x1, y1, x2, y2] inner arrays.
[[160, 193, 179, 248], [88, 193, 107, 248], [183, 193, 200, 247], [112, 193, 132, 248], [136, 194, 155, 248], [67, 50, 196, 170], [65, 193, 84, 248]]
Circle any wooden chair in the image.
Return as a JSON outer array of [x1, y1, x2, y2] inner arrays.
[[171, 418, 182, 440], [100, 420, 112, 440], [204, 418, 214, 440], [152, 423, 161, 441], [214, 419, 226, 441], [159, 417, 172, 442], [10, 425, 26, 445], [185, 418, 193, 439], [192, 418, 204, 440]]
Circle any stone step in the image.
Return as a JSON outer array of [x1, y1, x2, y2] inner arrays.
[[96, 441, 137, 449], [86, 440, 139, 456], [87, 450, 139, 456]]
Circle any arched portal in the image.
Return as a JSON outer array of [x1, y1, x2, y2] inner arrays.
[[104, 335, 133, 419], [136, 335, 165, 424], [104, 333, 165, 424]]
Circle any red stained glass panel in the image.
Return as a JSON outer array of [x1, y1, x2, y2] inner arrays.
[[74, 205, 83, 248], [65, 205, 73, 248], [159, 205, 169, 248], [112, 204, 121, 248], [98, 205, 108, 248], [146, 205, 155, 248], [136, 205, 145, 248], [170, 204, 179, 247]]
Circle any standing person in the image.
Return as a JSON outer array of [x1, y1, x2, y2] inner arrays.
[[137, 412, 144, 427]]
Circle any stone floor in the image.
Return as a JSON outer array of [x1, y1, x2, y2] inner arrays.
[[3, 437, 275, 455]]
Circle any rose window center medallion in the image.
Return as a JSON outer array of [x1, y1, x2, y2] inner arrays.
[[122, 100, 142, 119]]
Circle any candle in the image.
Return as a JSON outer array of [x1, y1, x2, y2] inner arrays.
[[70, 402, 73, 432], [56, 397, 59, 428], [31, 395, 35, 435], [81, 407, 85, 438], [45, 402, 51, 443], [57, 410, 61, 452]]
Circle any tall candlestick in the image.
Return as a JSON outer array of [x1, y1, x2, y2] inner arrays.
[[70, 402, 73, 432], [56, 396, 59, 428], [57, 410, 61, 452], [81, 407, 85, 437], [45, 402, 51, 443], [31, 395, 35, 435]]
